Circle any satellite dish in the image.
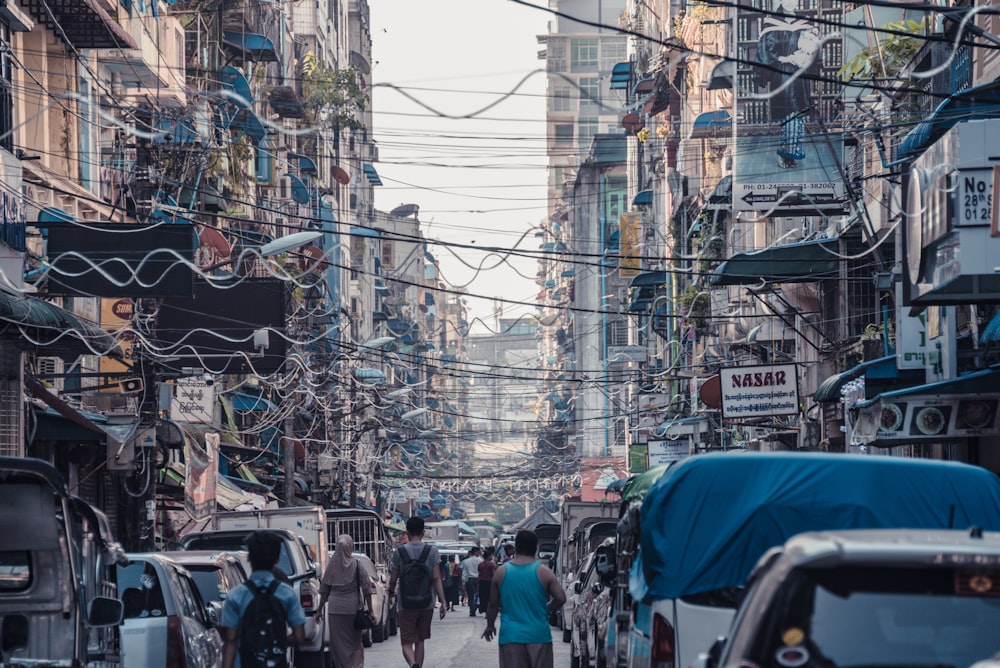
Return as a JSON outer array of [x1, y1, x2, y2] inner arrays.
[[391, 203, 419, 218], [332, 165, 351, 185]]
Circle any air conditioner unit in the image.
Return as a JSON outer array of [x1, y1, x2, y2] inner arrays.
[[873, 395, 1000, 441]]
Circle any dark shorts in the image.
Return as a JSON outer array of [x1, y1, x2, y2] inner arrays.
[[397, 608, 433, 644], [499, 642, 553, 668]]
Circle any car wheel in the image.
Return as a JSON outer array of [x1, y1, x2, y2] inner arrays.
[[388, 610, 397, 636], [372, 618, 385, 643], [570, 653, 581, 668], [322, 647, 333, 668], [563, 627, 572, 643], [361, 629, 372, 648]]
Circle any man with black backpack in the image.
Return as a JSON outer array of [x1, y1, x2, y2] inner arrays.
[[387, 516, 446, 668], [221, 531, 306, 668]]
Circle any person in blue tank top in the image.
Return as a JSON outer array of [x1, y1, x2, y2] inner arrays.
[[481, 529, 567, 668]]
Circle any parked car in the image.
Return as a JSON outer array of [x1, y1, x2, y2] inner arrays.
[[571, 538, 616, 668], [353, 552, 388, 646], [162, 551, 249, 620], [117, 553, 222, 668], [178, 528, 326, 668], [706, 528, 1000, 668]]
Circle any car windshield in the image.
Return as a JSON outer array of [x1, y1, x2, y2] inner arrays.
[[746, 565, 1000, 668], [184, 535, 295, 576]]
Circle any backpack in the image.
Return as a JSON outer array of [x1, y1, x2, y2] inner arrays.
[[397, 544, 433, 609], [238, 579, 289, 668]]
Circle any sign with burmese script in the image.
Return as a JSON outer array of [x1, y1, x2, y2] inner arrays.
[[720, 364, 799, 418]]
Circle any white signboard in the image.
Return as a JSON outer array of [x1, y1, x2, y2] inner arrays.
[[388, 487, 430, 504], [170, 377, 215, 424], [895, 282, 926, 369], [957, 169, 993, 226], [720, 364, 799, 418], [647, 439, 691, 467]]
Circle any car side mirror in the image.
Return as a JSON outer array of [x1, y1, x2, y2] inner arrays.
[[702, 636, 725, 668], [591, 583, 603, 595], [88, 596, 123, 628], [205, 601, 224, 628], [573, 581, 584, 595]]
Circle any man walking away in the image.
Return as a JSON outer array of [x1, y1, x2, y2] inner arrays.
[[220, 531, 306, 668], [388, 516, 446, 668], [481, 529, 567, 668], [477, 547, 497, 616], [460, 546, 482, 616]]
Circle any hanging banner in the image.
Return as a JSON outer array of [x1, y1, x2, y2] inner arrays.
[[619, 213, 642, 277], [733, 0, 846, 214], [185, 432, 218, 520]]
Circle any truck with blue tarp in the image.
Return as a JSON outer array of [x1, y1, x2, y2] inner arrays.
[[624, 452, 1000, 668]]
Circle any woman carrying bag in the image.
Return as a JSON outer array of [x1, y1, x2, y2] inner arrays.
[[318, 534, 374, 668]]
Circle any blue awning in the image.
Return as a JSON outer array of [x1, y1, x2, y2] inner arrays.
[[983, 310, 1000, 344], [223, 31, 279, 62], [813, 355, 900, 403], [38, 206, 75, 223], [353, 368, 386, 384], [285, 173, 310, 204], [896, 80, 1000, 164], [632, 189, 653, 207], [610, 61, 632, 90], [858, 367, 1000, 406], [349, 226, 380, 238], [220, 66, 253, 108], [293, 153, 317, 174], [689, 110, 731, 139], [230, 391, 277, 411], [711, 238, 840, 286], [234, 108, 268, 141], [630, 270, 667, 288], [362, 163, 383, 186]]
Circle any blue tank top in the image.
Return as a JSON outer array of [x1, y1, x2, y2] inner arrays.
[[497, 561, 552, 645]]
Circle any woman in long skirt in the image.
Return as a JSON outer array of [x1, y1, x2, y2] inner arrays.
[[318, 534, 374, 668]]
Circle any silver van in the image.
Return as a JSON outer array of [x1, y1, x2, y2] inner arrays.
[[0, 457, 124, 668]]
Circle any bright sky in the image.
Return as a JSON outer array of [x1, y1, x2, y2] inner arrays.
[[369, 0, 551, 334]]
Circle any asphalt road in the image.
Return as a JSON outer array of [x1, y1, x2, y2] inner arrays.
[[362, 603, 573, 668]]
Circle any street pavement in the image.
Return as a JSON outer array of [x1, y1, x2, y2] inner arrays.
[[362, 603, 573, 668]]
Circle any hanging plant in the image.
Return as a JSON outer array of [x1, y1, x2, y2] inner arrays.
[[301, 52, 369, 132]]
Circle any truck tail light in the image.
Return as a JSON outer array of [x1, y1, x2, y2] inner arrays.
[[300, 586, 315, 611], [651, 612, 675, 668], [166, 615, 187, 668]]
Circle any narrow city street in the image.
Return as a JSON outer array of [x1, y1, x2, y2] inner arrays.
[[363, 605, 572, 668]]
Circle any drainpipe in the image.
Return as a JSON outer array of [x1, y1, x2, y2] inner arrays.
[[600, 171, 610, 458]]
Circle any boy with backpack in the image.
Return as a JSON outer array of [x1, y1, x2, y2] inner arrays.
[[387, 516, 447, 668], [220, 530, 306, 668]]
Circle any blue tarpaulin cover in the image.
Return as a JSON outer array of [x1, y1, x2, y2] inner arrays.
[[629, 452, 1000, 602]]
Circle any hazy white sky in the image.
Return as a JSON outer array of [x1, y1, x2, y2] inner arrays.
[[369, 0, 551, 334]]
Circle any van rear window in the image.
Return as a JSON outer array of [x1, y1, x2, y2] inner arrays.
[[0, 552, 31, 591]]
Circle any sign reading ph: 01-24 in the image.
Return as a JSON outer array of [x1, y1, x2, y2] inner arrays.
[[959, 169, 993, 227], [719, 363, 799, 419]]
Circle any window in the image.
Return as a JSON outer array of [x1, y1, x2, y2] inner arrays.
[[551, 84, 573, 112], [571, 39, 598, 71], [577, 117, 599, 151], [0, 552, 30, 591], [0, 21, 12, 153], [579, 77, 600, 110], [554, 124, 574, 145]]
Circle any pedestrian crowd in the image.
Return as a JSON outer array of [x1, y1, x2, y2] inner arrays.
[[217, 525, 564, 668]]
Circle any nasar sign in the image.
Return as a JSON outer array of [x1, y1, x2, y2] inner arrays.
[[720, 364, 799, 418]]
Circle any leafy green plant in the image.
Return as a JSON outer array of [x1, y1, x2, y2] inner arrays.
[[839, 18, 927, 81], [301, 52, 369, 131]]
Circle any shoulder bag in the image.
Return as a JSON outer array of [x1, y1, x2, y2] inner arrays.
[[353, 564, 373, 630]]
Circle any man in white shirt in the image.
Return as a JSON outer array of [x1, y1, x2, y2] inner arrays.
[[459, 546, 483, 616]]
